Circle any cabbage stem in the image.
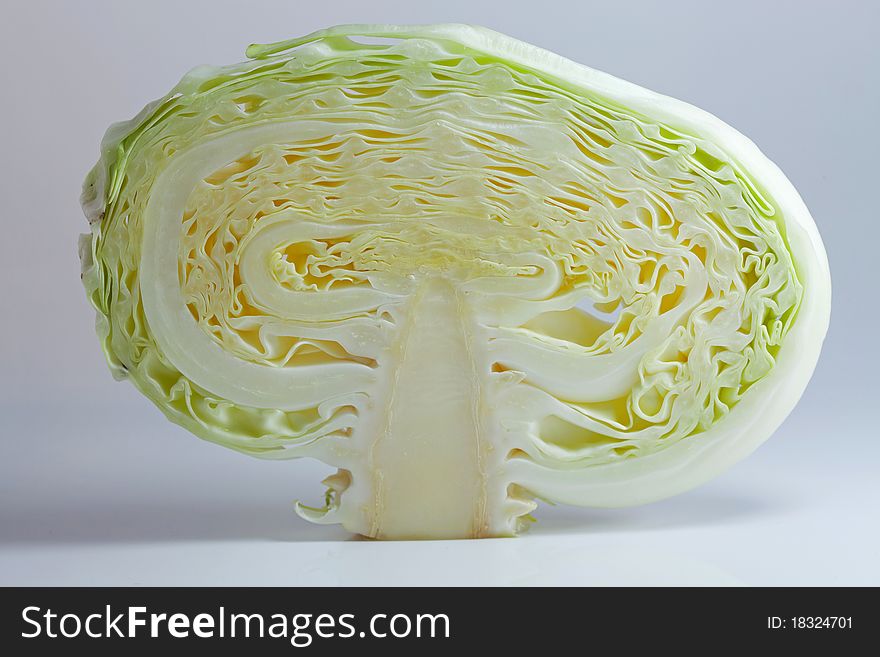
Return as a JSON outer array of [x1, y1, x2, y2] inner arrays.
[[367, 277, 490, 539]]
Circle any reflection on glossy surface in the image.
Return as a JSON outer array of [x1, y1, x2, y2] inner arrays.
[[1, 497, 746, 585]]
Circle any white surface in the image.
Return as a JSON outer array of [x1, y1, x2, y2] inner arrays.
[[1, 400, 876, 586]]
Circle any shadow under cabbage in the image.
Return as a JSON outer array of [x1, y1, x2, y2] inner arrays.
[[0, 485, 793, 546]]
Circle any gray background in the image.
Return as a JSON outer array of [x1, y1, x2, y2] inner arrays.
[[0, 0, 877, 585]]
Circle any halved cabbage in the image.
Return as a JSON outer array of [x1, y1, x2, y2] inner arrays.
[[80, 24, 830, 539]]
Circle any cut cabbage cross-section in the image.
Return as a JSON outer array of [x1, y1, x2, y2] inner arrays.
[[80, 23, 831, 539]]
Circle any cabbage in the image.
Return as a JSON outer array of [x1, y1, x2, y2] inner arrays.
[[80, 24, 831, 539]]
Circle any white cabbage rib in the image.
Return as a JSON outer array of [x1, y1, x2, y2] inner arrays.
[[80, 24, 830, 539]]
